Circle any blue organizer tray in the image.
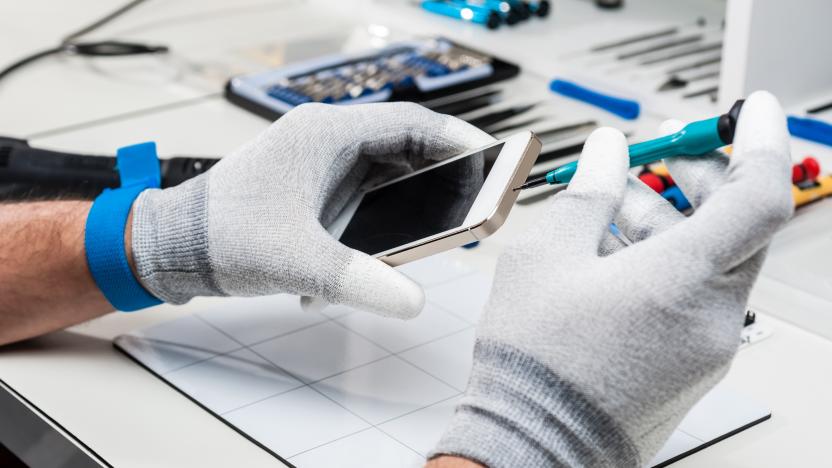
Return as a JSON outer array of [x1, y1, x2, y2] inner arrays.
[[225, 38, 520, 120]]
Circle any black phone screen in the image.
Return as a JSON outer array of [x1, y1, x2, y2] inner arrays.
[[339, 143, 503, 255]]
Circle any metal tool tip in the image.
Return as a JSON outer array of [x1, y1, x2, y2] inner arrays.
[[513, 176, 548, 191]]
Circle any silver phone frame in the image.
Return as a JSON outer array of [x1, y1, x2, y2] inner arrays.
[[330, 131, 541, 266]]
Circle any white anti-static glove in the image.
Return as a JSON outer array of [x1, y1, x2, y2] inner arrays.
[[130, 102, 494, 318], [432, 91, 793, 467]]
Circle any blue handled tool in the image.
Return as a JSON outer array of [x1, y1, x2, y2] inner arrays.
[[469, 0, 522, 25], [661, 185, 692, 211], [421, 1, 502, 29], [524, 0, 551, 17], [550, 79, 641, 120], [515, 99, 745, 190], [787, 116, 832, 147]]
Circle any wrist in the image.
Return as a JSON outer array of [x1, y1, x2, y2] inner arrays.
[[125, 204, 137, 279], [51, 201, 109, 302], [131, 175, 216, 304], [84, 141, 166, 312]]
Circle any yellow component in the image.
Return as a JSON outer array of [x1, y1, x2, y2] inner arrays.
[[651, 163, 669, 176], [793, 175, 832, 207], [722, 145, 733, 155]]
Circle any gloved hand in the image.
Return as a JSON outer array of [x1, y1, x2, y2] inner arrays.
[[131, 102, 494, 319], [431, 91, 793, 467]]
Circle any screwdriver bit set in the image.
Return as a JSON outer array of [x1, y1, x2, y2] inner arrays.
[[225, 38, 519, 120]]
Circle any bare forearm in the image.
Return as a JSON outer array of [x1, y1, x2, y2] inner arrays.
[[0, 201, 113, 345]]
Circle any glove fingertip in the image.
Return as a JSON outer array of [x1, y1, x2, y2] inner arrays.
[[338, 253, 426, 320], [567, 126, 628, 195], [734, 90, 790, 158]]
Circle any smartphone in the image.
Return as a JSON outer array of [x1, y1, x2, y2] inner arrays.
[[328, 131, 541, 266]]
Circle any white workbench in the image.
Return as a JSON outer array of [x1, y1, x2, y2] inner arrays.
[[2, 1, 832, 466]]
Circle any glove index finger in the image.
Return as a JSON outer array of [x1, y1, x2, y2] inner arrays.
[[542, 127, 629, 256]]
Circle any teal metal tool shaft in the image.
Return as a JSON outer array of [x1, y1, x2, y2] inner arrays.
[[515, 99, 744, 190]]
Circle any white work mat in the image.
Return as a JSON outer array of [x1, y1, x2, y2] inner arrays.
[[115, 254, 769, 468]]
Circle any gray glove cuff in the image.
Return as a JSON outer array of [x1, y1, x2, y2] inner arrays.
[[431, 341, 640, 468], [132, 175, 221, 304]]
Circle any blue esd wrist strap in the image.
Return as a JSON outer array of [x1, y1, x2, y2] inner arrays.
[[85, 142, 163, 312]]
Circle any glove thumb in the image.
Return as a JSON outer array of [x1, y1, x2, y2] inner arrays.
[[302, 229, 425, 319]]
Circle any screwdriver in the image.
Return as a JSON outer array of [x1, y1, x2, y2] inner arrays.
[[420, 1, 502, 29], [514, 99, 744, 191]]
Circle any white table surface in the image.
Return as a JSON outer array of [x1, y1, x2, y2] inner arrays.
[[2, 0, 832, 466]]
